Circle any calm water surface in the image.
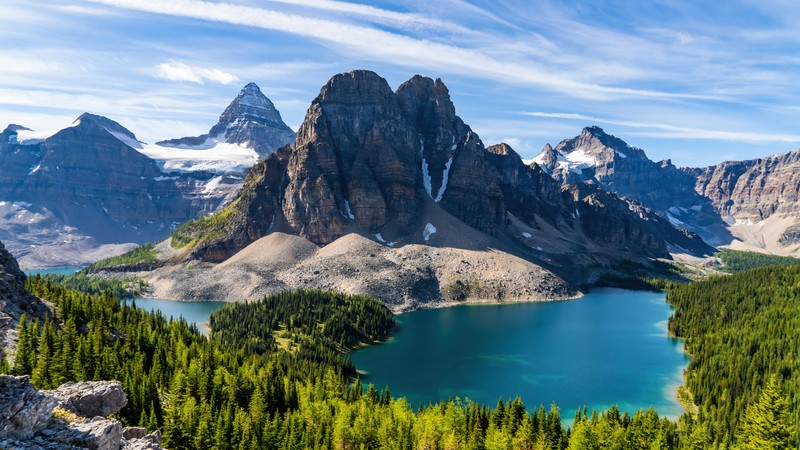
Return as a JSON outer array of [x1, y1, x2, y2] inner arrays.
[[25, 267, 83, 276], [351, 288, 689, 420], [125, 298, 226, 333]]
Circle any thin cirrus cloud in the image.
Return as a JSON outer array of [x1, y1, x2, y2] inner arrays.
[[523, 112, 800, 144], [83, 0, 711, 102], [156, 62, 239, 85]]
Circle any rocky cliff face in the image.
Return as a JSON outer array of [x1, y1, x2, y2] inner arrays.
[[157, 82, 295, 158], [0, 376, 164, 450], [0, 239, 50, 362], [690, 151, 800, 220]]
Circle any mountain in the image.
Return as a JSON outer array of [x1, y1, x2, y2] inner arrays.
[[529, 126, 732, 245], [530, 127, 800, 255], [0, 84, 294, 268], [156, 82, 296, 159], [122, 71, 711, 311]]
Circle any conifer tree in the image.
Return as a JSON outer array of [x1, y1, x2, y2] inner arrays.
[[736, 375, 793, 450]]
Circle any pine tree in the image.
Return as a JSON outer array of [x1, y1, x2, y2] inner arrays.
[[736, 375, 793, 450], [12, 315, 33, 375]]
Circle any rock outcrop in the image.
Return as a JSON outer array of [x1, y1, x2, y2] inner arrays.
[[0, 375, 164, 450], [690, 151, 800, 222], [0, 239, 50, 361]]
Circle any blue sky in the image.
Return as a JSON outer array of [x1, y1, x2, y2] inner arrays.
[[2, 0, 799, 167]]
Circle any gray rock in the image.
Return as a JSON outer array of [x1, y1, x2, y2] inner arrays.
[[122, 430, 163, 450], [122, 426, 148, 440], [0, 375, 57, 440], [46, 380, 128, 417], [0, 240, 51, 360], [67, 416, 124, 450]]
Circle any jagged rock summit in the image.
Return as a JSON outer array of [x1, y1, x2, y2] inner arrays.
[[157, 82, 296, 157], [125, 70, 712, 311]]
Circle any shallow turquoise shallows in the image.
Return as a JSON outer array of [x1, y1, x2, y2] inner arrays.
[[350, 288, 689, 420], [25, 267, 82, 276], [125, 298, 226, 333]]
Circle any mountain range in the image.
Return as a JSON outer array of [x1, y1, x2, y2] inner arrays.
[[3, 69, 800, 309], [0, 83, 295, 268]]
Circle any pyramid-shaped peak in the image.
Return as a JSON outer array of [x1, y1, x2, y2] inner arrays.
[[229, 82, 275, 111], [73, 113, 137, 139]]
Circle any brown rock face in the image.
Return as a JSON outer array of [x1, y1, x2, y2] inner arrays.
[[690, 151, 800, 221], [284, 70, 420, 243]]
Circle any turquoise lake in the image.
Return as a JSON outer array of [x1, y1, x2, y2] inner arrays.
[[351, 288, 689, 420], [25, 267, 83, 276], [124, 298, 226, 333]]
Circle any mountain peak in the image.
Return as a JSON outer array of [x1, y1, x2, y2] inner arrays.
[[73, 113, 139, 142], [582, 125, 607, 137], [156, 82, 295, 157]]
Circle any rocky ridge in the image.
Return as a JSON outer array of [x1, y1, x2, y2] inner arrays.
[[530, 127, 732, 245], [0, 375, 164, 450]]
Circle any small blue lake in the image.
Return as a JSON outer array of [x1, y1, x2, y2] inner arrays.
[[124, 298, 226, 333]]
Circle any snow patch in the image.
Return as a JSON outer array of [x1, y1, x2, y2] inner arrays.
[[344, 200, 355, 219], [135, 142, 259, 175], [689, 204, 703, 212], [451, 144, 457, 151], [13, 120, 81, 145], [666, 214, 685, 227], [423, 223, 437, 241], [28, 163, 41, 175], [375, 233, 385, 243], [107, 129, 143, 149], [434, 156, 453, 202], [615, 150, 627, 158], [268, 214, 275, 231], [202, 176, 224, 194], [422, 159, 433, 198], [521, 232, 532, 238], [154, 176, 179, 181]]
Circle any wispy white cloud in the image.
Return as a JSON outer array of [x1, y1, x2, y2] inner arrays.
[[83, 0, 714, 101], [523, 112, 800, 144], [265, 0, 476, 35], [156, 62, 239, 85]]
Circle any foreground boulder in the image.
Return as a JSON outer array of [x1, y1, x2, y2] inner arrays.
[[45, 380, 128, 418], [0, 375, 165, 450]]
